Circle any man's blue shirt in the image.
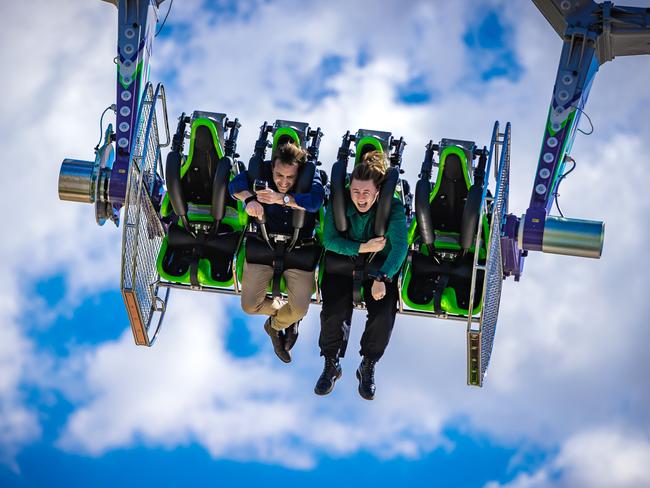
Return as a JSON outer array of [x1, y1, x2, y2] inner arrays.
[[228, 162, 324, 238]]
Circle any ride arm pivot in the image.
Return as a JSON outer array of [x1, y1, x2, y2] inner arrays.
[[58, 0, 165, 226], [513, 0, 649, 260]]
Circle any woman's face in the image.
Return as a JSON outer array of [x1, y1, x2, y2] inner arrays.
[[350, 178, 379, 213]]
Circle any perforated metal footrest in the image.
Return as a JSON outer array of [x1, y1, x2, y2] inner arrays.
[[120, 82, 170, 346]]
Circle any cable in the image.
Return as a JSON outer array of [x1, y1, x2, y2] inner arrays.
[[95, 104, 117, 151], [553, 156, 577, 218], [570, 104, 594, 136], [155, 0, 174, 37]]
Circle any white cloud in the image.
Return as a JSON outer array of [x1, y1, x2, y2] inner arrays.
[[1, 0, 649, 478], [54, 292, 450, 468], [0, 283, 40, 472], [0, 0, 123, 468], [485, 426, 650, 488]]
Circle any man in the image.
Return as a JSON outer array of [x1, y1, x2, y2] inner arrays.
[[229, 142, 324, 363]]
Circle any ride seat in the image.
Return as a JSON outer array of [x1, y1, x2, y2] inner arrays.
[[241, 120, 324, 297], [320, 131, 402, 305], [157, 113, 246, 287], [403, 144, 488, 315]]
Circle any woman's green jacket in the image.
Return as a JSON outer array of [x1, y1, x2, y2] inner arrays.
[[322, 196, 408, 278]]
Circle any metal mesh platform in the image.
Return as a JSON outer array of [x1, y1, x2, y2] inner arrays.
[[467, 122, 510, 386], [120, 83, 170, 346]]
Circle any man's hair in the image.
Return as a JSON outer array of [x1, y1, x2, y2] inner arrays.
[[351, 150, 388, 187], [273, 142, 307, 167]]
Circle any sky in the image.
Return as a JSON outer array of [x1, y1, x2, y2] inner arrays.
[[1, 0, 649, 486]]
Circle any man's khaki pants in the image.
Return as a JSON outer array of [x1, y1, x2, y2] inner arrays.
[[240, 261, 314, 330]]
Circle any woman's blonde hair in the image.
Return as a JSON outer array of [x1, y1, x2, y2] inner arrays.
[[351, 150, 388, 187]]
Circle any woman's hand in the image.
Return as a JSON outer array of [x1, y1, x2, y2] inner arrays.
[[359, 236, 386, 253], [255, 188, 283, 205], [371, 280, 386, 301], [245, 200, 265, 219]]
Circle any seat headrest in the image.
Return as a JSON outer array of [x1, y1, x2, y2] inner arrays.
[[271, 120, 310, 158], [442, 153, 463, 180], [354, 129, 392, 165]]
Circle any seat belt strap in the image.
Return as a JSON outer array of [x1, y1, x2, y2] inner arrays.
[[352, 254, 366, 306], [271, 241, 286, 298]]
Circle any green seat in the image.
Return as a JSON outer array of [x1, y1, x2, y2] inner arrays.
[[156, 112, 247, 287], [402, 143, 489, 315], [318, 129, 408, 305]]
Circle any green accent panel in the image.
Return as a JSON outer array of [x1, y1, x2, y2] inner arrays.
[[407, 219, 418, 245], [180, 118, 225, 179], [430, 146, 471, 201], [409, 144, 478, 244], [545, 106, 576, 137], [235, 245, 246, 287], [237, 200, 249, 227], [198, 259, 235, 288], [156, 237, 189, 283], [428, 230, 488, 258], [317, 252, 325, 288], [117, 59, 144, 89], [160, 193, 172, 217], [354, 136, 384, 166], [315, 207, 325, 243], [550, 114, 576, 194], [273, 127, 301, 152]]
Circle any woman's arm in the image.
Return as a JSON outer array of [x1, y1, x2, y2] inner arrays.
[[322, 202, 360, 256]]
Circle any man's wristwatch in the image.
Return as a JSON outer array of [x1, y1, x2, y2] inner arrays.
[[244, 195, 257, 206], [282, 194, 291, 206]]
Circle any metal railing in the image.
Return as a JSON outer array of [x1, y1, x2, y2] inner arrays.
[[467, 122, 510, 386], [120, 82, 170, 346]]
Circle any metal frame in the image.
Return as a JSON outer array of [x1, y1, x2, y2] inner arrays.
[[120, 82, 171, 346], [467, 122, 511, 386]]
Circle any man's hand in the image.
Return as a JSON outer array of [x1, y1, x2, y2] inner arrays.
[[371, 280, 386, 301], [255, 188, 283, 205], [245, 200, 265, 219], [359, 236, 386, 253]]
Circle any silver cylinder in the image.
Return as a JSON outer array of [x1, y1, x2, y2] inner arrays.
[[542, 215, 604, 259], [58, 159, 97, 203]]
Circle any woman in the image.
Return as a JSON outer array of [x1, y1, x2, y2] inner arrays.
[[315, 150, 408, 400]]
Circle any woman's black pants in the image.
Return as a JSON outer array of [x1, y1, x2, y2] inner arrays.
[[319, 271, 398, 361]]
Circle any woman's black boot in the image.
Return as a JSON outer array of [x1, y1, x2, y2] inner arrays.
[[356, 357, 377, 400], [314, 357, 342, 396]]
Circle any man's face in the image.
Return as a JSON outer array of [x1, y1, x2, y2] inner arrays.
[[272, 161, 299, 194], [349, 178, 379, 213]]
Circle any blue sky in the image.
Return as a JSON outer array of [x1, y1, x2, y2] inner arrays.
[[1, 0, 649, 487]]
